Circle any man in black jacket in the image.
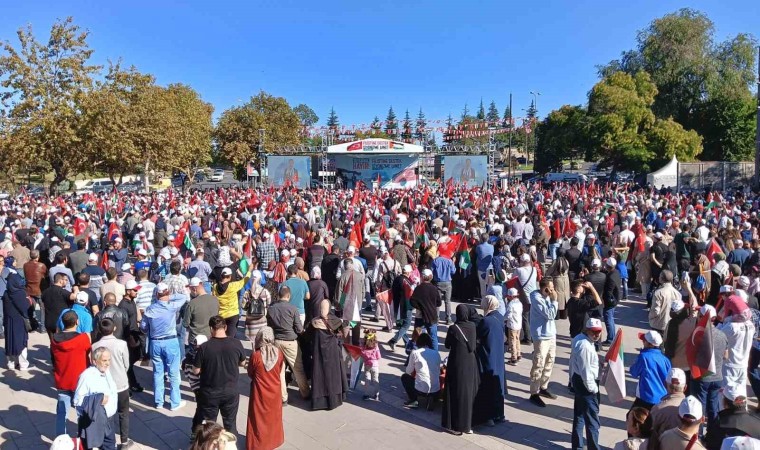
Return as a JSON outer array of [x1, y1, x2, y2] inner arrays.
[[584, 259, 606, 329], [704, 384, 760, 449], [320, 245, 341, 301], [93, 292, 129, 342], [410, 269, 442, 351], [602, 257, 622, 346], [565, 237, 582, 282]]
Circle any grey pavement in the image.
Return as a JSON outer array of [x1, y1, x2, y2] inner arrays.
[[0, 294, 652, 449]]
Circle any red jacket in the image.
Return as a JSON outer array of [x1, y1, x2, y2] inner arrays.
[[51, 333, 91, 391]]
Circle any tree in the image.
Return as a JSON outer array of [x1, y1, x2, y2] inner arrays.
[[534, 105, 591, 173], [461, 103, 470, 121], [415, 108, 426, 142], [587, 71, 702, 171], [0, 17, 100, 193], [326, 107, 339, 130], [476, 99, 486, 121], [215, 91, 300, 169], [525, 100, 537, 120], [385, 107, 398, 138], [401, 109, 412, 142], [503, 105, 512, 124], [486, 101, 500, 123], [293, 104, 319, 127]]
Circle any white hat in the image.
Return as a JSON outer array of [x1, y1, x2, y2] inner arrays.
[[221, 267, 233, 276], [670, 298, 685, 312], [114, 237, 122, 243], [720, 437, 760, 450], [289, 249, 297, 256], [507, 288, 519, 297], [188, 277, 201, 287], [170, 248, 179, 256], [209, 236, 217, 242], [605, 257, 617, 268], [50, 434, 77, 450], [124, 280, 141, 291], [156, 282, 170, 293], [75, 291, 89, 305], [699, 304, 716, 318], [402, 264, 412, 274], [668, 367, 687, 387], [654, 232, 664, 240], [194, 335, 208, 346], [347, 245, 356, 254], [720, 285, 735, 294], [585, 318, 603, 331], [639, 330, 663, 346], [586, 233, 596, 240], [520, 254, 531, 263], [138, 248, 148, 257], [422, 268, 433, 277], [121, 262, 132, 271], [738, 276, 750, 289], [51, 236, 59, 242], [678, 395, 703, 420], [281, 250, 289, 257], [591, 258, 601, 267], [88, 253, 98, 262]]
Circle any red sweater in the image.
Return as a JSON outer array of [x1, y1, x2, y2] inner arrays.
[[51, 332, 91, 391]]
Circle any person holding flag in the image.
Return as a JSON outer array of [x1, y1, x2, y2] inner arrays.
[[570, 317, 603, 450]]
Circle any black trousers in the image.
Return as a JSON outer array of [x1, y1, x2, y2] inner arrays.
[[224, 315, 239, 338], [198, 389, 239, 434], [117, 389, 130, 442], [401, 373, 421, 401], [521, 307, 532, 343], [127, 344, 142, 389]]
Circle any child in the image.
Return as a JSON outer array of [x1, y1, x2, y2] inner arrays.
[[183, 335, 208, 440], [505, 288, 523, 364], [361, 329, 382, 401], [616, 253, 629, 300]]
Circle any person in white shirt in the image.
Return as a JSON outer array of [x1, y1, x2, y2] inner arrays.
[[505, 288, 523, 364], [401, 333, 441, 409], [719, 295, 755, 389], [73, 346, 118, 449], [570, 318, 603, 450], [514, 254, 537, 343]]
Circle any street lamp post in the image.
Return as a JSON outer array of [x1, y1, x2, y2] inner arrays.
[[529, 91, 541, 168], [258, 129, 265, 187]]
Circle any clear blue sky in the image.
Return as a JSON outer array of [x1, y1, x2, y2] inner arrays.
[[3, 0, 759, 131]]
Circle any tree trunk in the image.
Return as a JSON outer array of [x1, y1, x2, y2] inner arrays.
[[143, 159, 150, 194]]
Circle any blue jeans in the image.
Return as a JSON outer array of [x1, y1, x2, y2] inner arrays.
[[176, 323, 186, 362], [392, 310, 413, 345], [603, 307, 616, 344], [571, 374, 600, 450], [621, 278, 629, 299], [690, 378, 721, 432], [56, 390, 74, 436], [414, 318, 439, 351], [548, 243, 560, 260], [150, 338, 182, 409]]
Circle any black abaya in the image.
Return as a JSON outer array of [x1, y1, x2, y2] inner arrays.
[[310, 328, 348, 411], [442, 305, 479, 433]]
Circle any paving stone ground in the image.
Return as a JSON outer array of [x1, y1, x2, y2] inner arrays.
[[0, 294, 653, 449]]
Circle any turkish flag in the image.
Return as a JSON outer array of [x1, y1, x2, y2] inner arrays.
[[347, 142, 363, 151]]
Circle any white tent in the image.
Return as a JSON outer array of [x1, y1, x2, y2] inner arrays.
[[647, 156, 678, 189]]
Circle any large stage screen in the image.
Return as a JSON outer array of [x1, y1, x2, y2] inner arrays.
[[267, 156, 311, 188], [331, 154, 418, 189], [443, 155, 488, 188]]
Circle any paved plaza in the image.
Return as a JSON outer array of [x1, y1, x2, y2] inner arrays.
[[0, 295, 652, 450]]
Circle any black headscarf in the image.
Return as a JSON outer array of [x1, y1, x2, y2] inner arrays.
[[455, 304, 478, 323]]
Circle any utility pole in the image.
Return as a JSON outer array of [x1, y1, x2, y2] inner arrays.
[[508, 93, 513, 181], [755, 46, 760, 190], [258, 128, 265, 186]]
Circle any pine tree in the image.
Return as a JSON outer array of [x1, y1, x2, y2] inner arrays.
[[503, 105, 512, 126], [446, 113, 453, 128], [370, 116, 382, 134], [476, 98, 486, 121], [401, 109, 412, 142], [327, 107, 339, 129], [487, 100, 500, 123], [526, 100, 537, 120], [460, 103, 470, 121], [385, 106, 398, 138], [415, 108, 426, 141]]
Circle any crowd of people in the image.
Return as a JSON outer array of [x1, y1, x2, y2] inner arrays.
[[1, 180, 760, 449]]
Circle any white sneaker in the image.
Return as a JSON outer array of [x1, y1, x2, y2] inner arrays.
[[170, 400, 187, 411]]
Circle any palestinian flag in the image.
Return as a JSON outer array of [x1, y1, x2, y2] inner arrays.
[[376, 289, 393, 305], [603, 329, 626, 403], [687, 314, 716, 379], [174, 222, 197, 256], [343, 343, 364, 389]]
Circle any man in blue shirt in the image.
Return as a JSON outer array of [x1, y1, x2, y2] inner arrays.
[[728, 239, 750, 268], [630, 330, 671, 409], [57, 291, 93, 333], [431, 252, 455, 325], [528, 278, 559, 407], [475, 234, 494, 300], [282, 265, 309, 323], [140, 283, 185, 411]]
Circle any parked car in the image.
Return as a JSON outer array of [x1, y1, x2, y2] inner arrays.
[[544, 172, 589, 183], [77, 180, 115, 195], [194, 170, 206, 182], [117, 180, 142, 193], [210, 169, 225, 182], [516, 157, 527, 165]]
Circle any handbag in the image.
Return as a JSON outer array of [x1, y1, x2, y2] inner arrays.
[[9, 295, 33, 332], [243, 286, 266, 319]]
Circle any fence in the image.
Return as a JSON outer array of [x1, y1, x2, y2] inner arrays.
[[678, 161, 755, 191]]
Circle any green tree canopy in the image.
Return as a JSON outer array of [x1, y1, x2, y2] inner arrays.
[[293, 104, 319, 127]]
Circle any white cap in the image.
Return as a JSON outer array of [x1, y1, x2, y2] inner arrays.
[[51, 236, 59, 242], [738, 276, 750, 289], [188, 277, 201, 287], [170, 248, 179, 256], [668, 367, 687, 387], [194, 335, 208, 346], [75, 291, 89, 305], [520, 254, 531, 263], [720, 285, 735, 294], [114, 237, 122, 243], [121, 262, 132, 271], [138, 248, 148, 257], [678, 395, 703, 420], [639, 330, 663, 346], [347, 245, 356, 254], [585, 318, 603, 331], [124, 280, 141, 291], [670, 298, 685, 312], [720, 437, 760, 450], [605, 257, 617, 268], [281, 250, 289, 257], [422, 268, 433, 277], [699, 304, 716, 318], [156, 282, 170, 293], [221, 267, 233, 276], [289, 249, 297, 256], [88, 253, 98, 262], [507, 288, 519, 297], [402, 264, 412, 274], [50, 434, 77, 450], [591, 258, 601, 268], [654, 232, 664, 240]]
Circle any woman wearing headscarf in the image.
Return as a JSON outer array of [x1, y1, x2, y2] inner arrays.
[[246, 326, 284, 450], [294, 257, 309, 281], [473, 295, 506, 426], [243, 271, 272, 342], [309, 298, 348, 411], [708, 255, 730, 307], [442, 304, 480, 435], [3, 269, 30, 370], [334, 258, 365, 345], [545, 248, 570, 319]]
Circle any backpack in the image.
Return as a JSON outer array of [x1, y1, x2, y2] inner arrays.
[[377, 260, 400, 292], [243, 285, 266, 319]]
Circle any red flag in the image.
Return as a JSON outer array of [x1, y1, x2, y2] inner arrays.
[[107, 222, 120, 242], [74, 217, 87, 236], [243, 235, 252, 258], [705, 239, 722, 265], [174, 222, 189, 248], [438, 234, 462, 259], [376, 289, 393, 305], [687, 314, 716, 379], [100, 250, 109, 270]]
